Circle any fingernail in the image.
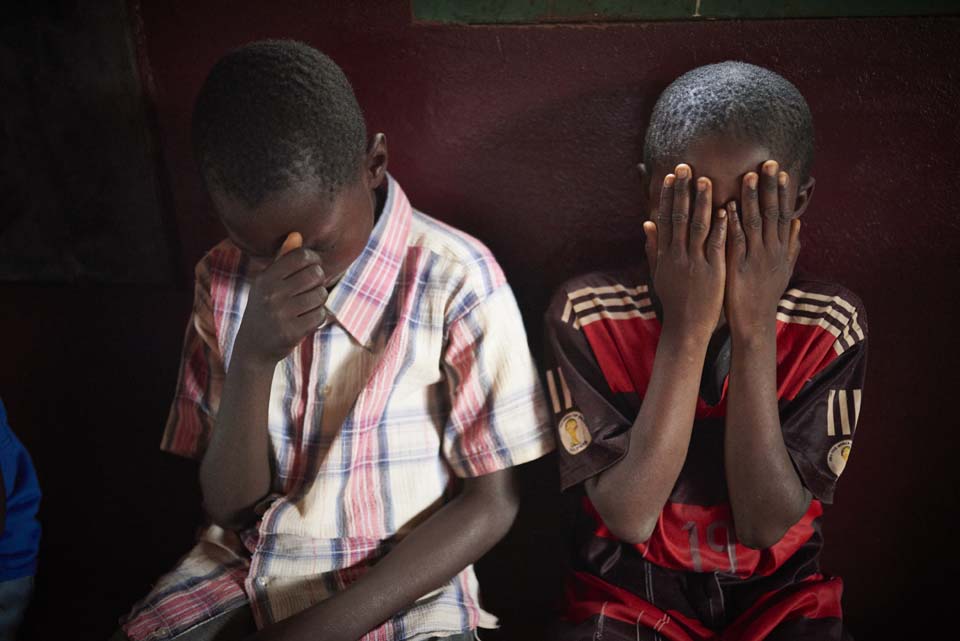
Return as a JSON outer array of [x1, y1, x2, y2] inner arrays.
[[728, 201, 738, 215], [717, 207, 727, 219], [676, 165, 688, 179], [697, 177, 708, 191], [764, 160, 778, 175], [778, 171, 788, 187], [746, 173, 758, 189]]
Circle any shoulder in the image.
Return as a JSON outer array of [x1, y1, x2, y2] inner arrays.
[[779, 276, 868, 354], [407, 210, 507, 309], [194, 239, 244, 285], [191, 240, 248, 315], [190, 240, 246, 336], [546, 266, 652, 331]]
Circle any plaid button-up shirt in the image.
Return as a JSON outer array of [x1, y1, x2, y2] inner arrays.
[[122, 177, 552, 641]]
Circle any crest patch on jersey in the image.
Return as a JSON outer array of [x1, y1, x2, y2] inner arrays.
[[558, 411, 591, 455], [827, 439, 853, 477]]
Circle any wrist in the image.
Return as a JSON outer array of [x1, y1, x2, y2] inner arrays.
[[730, 323, 777, 352], [659, 323, 713, 354], [728, 310, 777, 344], [232, 333, 284, 370], [229, 348, 281, 377]]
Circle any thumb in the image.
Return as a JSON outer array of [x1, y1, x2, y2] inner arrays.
[[276, 232, 303, 261]]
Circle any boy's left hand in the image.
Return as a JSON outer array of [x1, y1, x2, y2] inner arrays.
[[724, 160, 801, 340]]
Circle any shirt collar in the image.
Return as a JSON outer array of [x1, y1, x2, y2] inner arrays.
[[323, 174, 411, 347]]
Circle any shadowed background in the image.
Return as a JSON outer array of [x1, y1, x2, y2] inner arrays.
[[0, 1, 957, 639]]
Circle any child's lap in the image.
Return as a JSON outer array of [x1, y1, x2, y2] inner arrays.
[[109, 605, 477, 641]]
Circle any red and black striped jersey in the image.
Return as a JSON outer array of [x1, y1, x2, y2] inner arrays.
[[544, 265, 867, 640]]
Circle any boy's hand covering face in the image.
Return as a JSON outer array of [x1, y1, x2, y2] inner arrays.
[[233, 231, 330, 366], [724, 160, 802, 339], [643, 163, 728, 339], [643, 157, 803, 338]]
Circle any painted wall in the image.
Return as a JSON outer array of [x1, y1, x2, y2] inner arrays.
[[2, 1, 957, 639]]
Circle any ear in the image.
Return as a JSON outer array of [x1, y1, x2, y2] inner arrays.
[[793, 175, 815, 218], [364, 133, 388, 190]]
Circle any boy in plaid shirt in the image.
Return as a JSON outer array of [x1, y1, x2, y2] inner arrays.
[[112, 40, 552, 641]]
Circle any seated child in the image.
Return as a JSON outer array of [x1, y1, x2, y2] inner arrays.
[[544, 61, 866, 640], [0, 398, 41, 641], [116, 40, 552, 641]]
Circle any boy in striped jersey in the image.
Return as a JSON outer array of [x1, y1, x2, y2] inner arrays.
[[545, 61, 866, 640]]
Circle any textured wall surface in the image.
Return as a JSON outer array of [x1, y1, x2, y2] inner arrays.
[[1, 1, 957, 639], [0, 2, 176, 283]]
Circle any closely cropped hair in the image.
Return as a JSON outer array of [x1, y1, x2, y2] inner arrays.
[[644, 61, 814, 181], [192, 40, 367, 208]]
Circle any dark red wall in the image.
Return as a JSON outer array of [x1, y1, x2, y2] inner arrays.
[[2, 2, 957, 639]]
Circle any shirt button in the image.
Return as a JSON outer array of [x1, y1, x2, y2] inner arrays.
[[322, 384, 332, 395], [257, 576, 269, 587]]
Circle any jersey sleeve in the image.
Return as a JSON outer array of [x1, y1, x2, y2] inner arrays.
[[440, 284, 554, 478], [543, 287, 634, 491], [780, 297, 868, 504], [160, 261, 225, 460]]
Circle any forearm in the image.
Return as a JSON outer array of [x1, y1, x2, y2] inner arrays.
[[199, 357, 275, 529], [587, 328, 708, 543], [250, 468, 519, 641], [725, 329, 810, 549]]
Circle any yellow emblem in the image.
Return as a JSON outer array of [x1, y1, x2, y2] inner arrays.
[[828, 440, 853, 476], [559, 411, 591, 455]]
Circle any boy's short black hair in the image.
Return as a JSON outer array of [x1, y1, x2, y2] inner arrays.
[[643, 61, 814, 181], [192, 39, 367, 209]]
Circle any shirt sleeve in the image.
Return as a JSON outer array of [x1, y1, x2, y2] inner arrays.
[[543, 287, 635, 491], [160, 262, 225, 460], [780, 309, 868, 504], [440, 284, 554, 478]]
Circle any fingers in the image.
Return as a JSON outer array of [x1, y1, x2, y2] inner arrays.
[[672, 164, 692, 251], [281, 262, 326, 297], [293, 305, 328, 333], [726, 201, 746, 265], [706, 206, 727, 264], [277, 231, 303, 259], [292, 286, 329, 317], [777, 170, 794, 243], [270, 246, 323, 281], [690, 177, 712, 252], [643, 220, 658, 278], [786, 218, 802, 269], [740, 171, 762, 252], [656, 173, 675, 250], [760, 161, 781, 247]]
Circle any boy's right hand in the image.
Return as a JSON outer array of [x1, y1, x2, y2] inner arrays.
[[233, 232, 329, 367], [643, 164, 727, 341]]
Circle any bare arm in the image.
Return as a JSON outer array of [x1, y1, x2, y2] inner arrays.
[[723, 163, 810, 549], [247, 468, 520, 641], [587, 167, 727, 544], [198, 358, 276, 529], [200, 233, 328, 529]]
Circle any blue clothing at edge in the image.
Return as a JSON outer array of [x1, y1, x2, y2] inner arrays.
[[0, 399, 40, 581]]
